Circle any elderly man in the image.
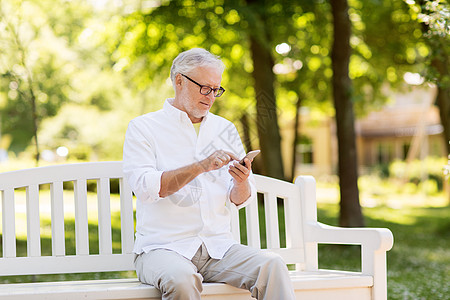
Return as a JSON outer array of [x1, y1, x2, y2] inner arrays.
[[123, 48, 295, 300]]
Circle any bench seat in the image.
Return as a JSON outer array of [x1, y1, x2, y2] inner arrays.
[[0, 270, 373, 300]]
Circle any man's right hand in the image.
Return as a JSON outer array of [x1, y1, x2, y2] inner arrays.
[[159, 150, 239, 198], [200, 150, 239, 172]]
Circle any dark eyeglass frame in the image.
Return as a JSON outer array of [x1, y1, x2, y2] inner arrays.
[[181, 74, 225, 97]]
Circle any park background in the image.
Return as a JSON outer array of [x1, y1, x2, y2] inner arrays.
[[0, 0, 449, 299]]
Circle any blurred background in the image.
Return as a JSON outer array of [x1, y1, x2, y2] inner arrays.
[[0, 0, 449, 298]]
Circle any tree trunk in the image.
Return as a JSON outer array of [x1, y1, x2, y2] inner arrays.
[[290, 95, 302, 182], [331, 0, 365, 227], [249, 35, 285, 180], [7, 8, 40, 165], [240, 112, 262, 174], [246, 0, 285, 180], [436, 86, 450, 155], [30, 89, 40, 166], [24, 61, 40, 166], [431, 59, 450, 156], [240, 112, 253, 154]]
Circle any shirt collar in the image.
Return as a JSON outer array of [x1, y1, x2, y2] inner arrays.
[[164, 98, 210, 125]]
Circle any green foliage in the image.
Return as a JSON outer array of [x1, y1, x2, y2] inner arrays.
[[348, 0, 426, 116], [0, 0, 95, 153], [358, 157, 448, 198], [0, 0, 154, 160], [37, 101, 131, 161], [106, 0, 435, 137], [389, 156, 447, 190], [272, 2, 334, 115], [407, 0, 450, 86], [108, 0, 257, 120], [0, 0, 445, 170]]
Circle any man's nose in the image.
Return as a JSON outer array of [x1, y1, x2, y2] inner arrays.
[[206, 92, 215, 102]]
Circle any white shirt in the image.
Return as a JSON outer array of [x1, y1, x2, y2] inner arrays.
[[123, 99, 257, 260]]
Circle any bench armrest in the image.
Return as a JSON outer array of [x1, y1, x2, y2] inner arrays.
[[304, 221, 393, 300], [305, 221, 394, 252]]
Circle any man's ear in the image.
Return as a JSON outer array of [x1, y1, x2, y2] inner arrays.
[[175, 73, 183, 87]]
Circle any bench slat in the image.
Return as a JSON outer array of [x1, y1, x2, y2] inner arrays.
[[74, 179, 89, 255], [0, 162, 124, 190], [1, 189, 16, 258], [267, 247, 305, 264], [0, 254, 135, 276], [284, 194, 305, 270], [296, 176, 319, 271], [255, 175, 300, 200], [119, 178, 134, 254], [245, 197, 260, 248], [264, 192, 280, 249], [26, 184, 41, 257], [284, 195, 303, 249], [51, 182, 65, 256], [97, 178, 112, 255]]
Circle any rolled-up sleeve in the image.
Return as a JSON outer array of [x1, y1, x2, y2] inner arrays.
[[123, 120, 163, 203]]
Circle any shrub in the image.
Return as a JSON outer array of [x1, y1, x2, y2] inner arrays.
[[389, 157, 447, 191]]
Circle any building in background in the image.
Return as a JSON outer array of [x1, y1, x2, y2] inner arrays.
[[356, 86, 443, 170], [284, 84, 446, 178]]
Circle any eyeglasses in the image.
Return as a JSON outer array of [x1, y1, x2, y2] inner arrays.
[[181, 74, 225, 97]]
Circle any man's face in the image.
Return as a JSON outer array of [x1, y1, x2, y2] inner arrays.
[[174, 66, 222, 123]]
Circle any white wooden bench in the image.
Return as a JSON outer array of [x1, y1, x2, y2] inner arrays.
[[0, 161, 393, 299]]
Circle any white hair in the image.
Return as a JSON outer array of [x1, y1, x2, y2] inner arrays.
[[170, 48, 225, 89]]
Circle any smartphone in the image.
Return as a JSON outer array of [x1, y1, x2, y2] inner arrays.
[[239, 150, 261, 165]]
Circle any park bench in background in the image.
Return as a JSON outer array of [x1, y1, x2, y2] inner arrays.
[[0, 161, 393, 299]]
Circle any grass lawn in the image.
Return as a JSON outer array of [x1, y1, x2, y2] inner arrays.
[[0, 181, 449, 299]]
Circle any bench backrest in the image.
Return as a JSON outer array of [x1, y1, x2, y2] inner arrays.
[[0, 162, 309, 277]]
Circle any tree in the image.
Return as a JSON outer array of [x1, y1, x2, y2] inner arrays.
[[1, 1, 42, 163], [330, 0, 364, 227], [0, 0, 93, 162], [245, 0, 284, 179], [415, 0, 450, 155]]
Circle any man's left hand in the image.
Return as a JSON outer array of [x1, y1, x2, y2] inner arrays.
[[228, 158, 251, 184]]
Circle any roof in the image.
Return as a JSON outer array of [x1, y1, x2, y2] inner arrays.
[[356, 85, 443, 138]]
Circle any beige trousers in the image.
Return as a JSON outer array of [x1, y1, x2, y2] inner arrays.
[[134, 243, 296, 300]]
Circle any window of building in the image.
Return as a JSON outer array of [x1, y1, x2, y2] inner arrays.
[[377, 141, 394, 164], [297, 135, 314, 164], [402, 142, 411, 160]]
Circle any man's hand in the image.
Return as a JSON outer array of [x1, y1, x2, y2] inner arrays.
[[229, 158, 253, 206], [200, 150, 238, 172], [228, 158, 251, 184]]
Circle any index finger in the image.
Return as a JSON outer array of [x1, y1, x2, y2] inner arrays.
[[223, 151, 239, 161]]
